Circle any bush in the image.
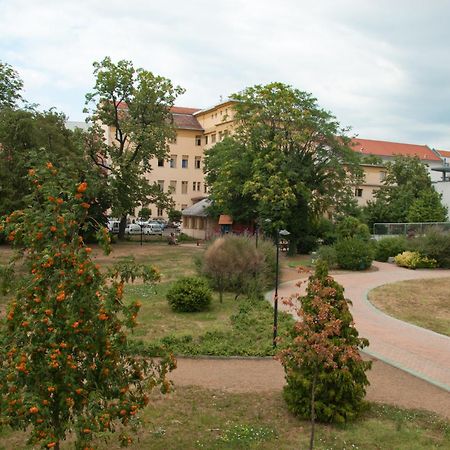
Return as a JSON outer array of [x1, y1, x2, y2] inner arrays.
[[394, 251, 437, 269], [199, 235, 275, 301], [316, 245, 338, 269], [166, 276, 212, 312], [335, 237, 374, 270], [336, 217, 371, 241], [409, 229, 450, 268], [374, 236, 409, 262], [279, 262, 371, 424]]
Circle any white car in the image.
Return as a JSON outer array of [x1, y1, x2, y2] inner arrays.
[[125, 223, 144, 235], [143, 223, 163, 235]]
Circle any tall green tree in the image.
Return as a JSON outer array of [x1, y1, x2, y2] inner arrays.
[[364, 156, 447, 227], [204, 83, 363, 253], [0, 61, 23, 109], [0, 107, 110, 234], [85, 57, 184, 238]]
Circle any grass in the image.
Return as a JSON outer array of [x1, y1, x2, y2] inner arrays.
[[0, 386, 448, 449], [368, 277, 450, 336], [126, 283, 294, 356]]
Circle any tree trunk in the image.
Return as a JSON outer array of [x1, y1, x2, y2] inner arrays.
[[118, 214, 127, 240], [309, 370, 317, 450]]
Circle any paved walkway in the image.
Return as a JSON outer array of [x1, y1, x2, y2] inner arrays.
[[268, 262, 450, 392]]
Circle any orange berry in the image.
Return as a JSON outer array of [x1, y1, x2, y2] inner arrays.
[[46, 162, 53, 169], [80, 202, 90, 209], [120, 409, 127, 416], [47, 442, 56, 448], [56, 198, 63, 204], [77, 182, 88, 193], [50, 226, 57, 232], [29, 406, 39, 414], [56, 292, 65, 302]]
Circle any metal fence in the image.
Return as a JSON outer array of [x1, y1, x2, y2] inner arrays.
[[373, 222, 450, 236]]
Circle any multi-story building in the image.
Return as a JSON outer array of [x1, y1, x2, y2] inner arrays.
[[101, 100, 448, 219]]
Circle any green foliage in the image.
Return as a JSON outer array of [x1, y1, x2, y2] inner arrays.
[[85, 57, 184, 237], [132, 297, 295, 357], [335, 237, 374, 270], [166, 277, 212, 312], [0, 161, 174, 449], [336, 216, 370, 241], [0, 61, 23, 109], [204, 83, 363, 250], [394, 251, 437, 269], [167, 209, 182, 223], [139, 207, 152, 220], [316, 245, 338, 269], [409, 229, 450, 268], [199, 235, 275, 301], [365, 156, 447, 227], [374, 236, 409, 262], [279, 263, 371, 425]]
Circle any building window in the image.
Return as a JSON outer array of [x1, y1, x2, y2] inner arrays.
[[380, 171, 386, 181], [204, 183, 208, 193], [205, 135, 208, 145], [195, 135, 201, 146], [169, 180, 177, 193], [196, 182, 201, 191], [157, 208, 163, 217], [158, 180, 164, 192], [181, 181, 188, 194], [170, 155, 177, 168], [182, 155, 188, 168], [211, 133, 216, 143], [198, 217, 205, 230], [195, 156, 201, 169], [355, 188, 363, 197], [219, 131, 223, 141], [158, 159, 164, 167]]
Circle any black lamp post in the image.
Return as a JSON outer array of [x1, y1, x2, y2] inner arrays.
[[273, 228, 290, 348]]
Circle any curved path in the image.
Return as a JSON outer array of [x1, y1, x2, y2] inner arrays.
[[268, 261, 450, 391]]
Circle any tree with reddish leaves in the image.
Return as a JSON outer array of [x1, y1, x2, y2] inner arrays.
[[278, 261, 371, 449], [0, 161, 175, 449]]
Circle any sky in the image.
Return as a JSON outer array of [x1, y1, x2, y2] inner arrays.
[[1, 0, 449, 149]]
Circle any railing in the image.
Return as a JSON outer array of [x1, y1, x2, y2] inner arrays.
[[373, 222, 450, 236]]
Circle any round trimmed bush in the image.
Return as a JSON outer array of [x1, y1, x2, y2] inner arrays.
[[167, 276, 212, 312], [335, 237, 374, 271], [374, 236, 409, 262]]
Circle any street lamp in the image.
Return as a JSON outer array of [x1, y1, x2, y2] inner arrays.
[[273, 228, 290, 348]]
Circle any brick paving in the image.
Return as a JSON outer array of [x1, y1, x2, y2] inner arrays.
[[269, 262, 450, 391]]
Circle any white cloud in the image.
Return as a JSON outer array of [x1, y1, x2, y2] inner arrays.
[[0, 0, 449, 148]]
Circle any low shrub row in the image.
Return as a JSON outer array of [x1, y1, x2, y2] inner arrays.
[[374, 229, 450, 268]]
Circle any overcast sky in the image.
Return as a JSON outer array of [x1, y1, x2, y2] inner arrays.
[[1, 0, 449, 149]]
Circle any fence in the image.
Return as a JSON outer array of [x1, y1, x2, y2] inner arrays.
[[373, 222, 450, 237]]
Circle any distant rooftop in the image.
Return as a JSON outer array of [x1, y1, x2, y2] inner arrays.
[[351, 138, 441, 162]]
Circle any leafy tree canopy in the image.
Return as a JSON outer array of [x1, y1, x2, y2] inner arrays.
[[364, 156, 447, 227], [0, 61, 23, 109], [85, 57, 185, 237], [204, 83, 363, 251]]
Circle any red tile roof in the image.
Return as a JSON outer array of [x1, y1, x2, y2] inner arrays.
[[351, 138, 441, 161], [172, 113, 203, 131], [437, 149, 450, 158], [170, 106, 201, 114]]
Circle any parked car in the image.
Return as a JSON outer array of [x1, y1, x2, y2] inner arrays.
[[108, 219, 120, 234], [125, 223, 144, 235], [144, 222, 164, 235]]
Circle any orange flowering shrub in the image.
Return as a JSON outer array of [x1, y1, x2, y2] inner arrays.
[[0, 163, 175, 449]]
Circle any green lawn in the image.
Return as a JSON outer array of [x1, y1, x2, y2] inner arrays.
[[1, 387, 448, 449]]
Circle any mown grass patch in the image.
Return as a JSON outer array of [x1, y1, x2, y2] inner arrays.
[[368, 277, 450, 336], [1, 386, 448, 449]]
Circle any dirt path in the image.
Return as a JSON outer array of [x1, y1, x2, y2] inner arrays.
[[169, 355, 450, 419]]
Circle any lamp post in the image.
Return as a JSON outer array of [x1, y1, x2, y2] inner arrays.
[[273, 228, 290, 348]]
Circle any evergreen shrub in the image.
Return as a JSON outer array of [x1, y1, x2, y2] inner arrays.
[[335, 237, 374, 270], [166, 276, 212, 312], [316, 245, 338, 269], [409, 229, 450, 268], [374, 236, 409, 262]]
